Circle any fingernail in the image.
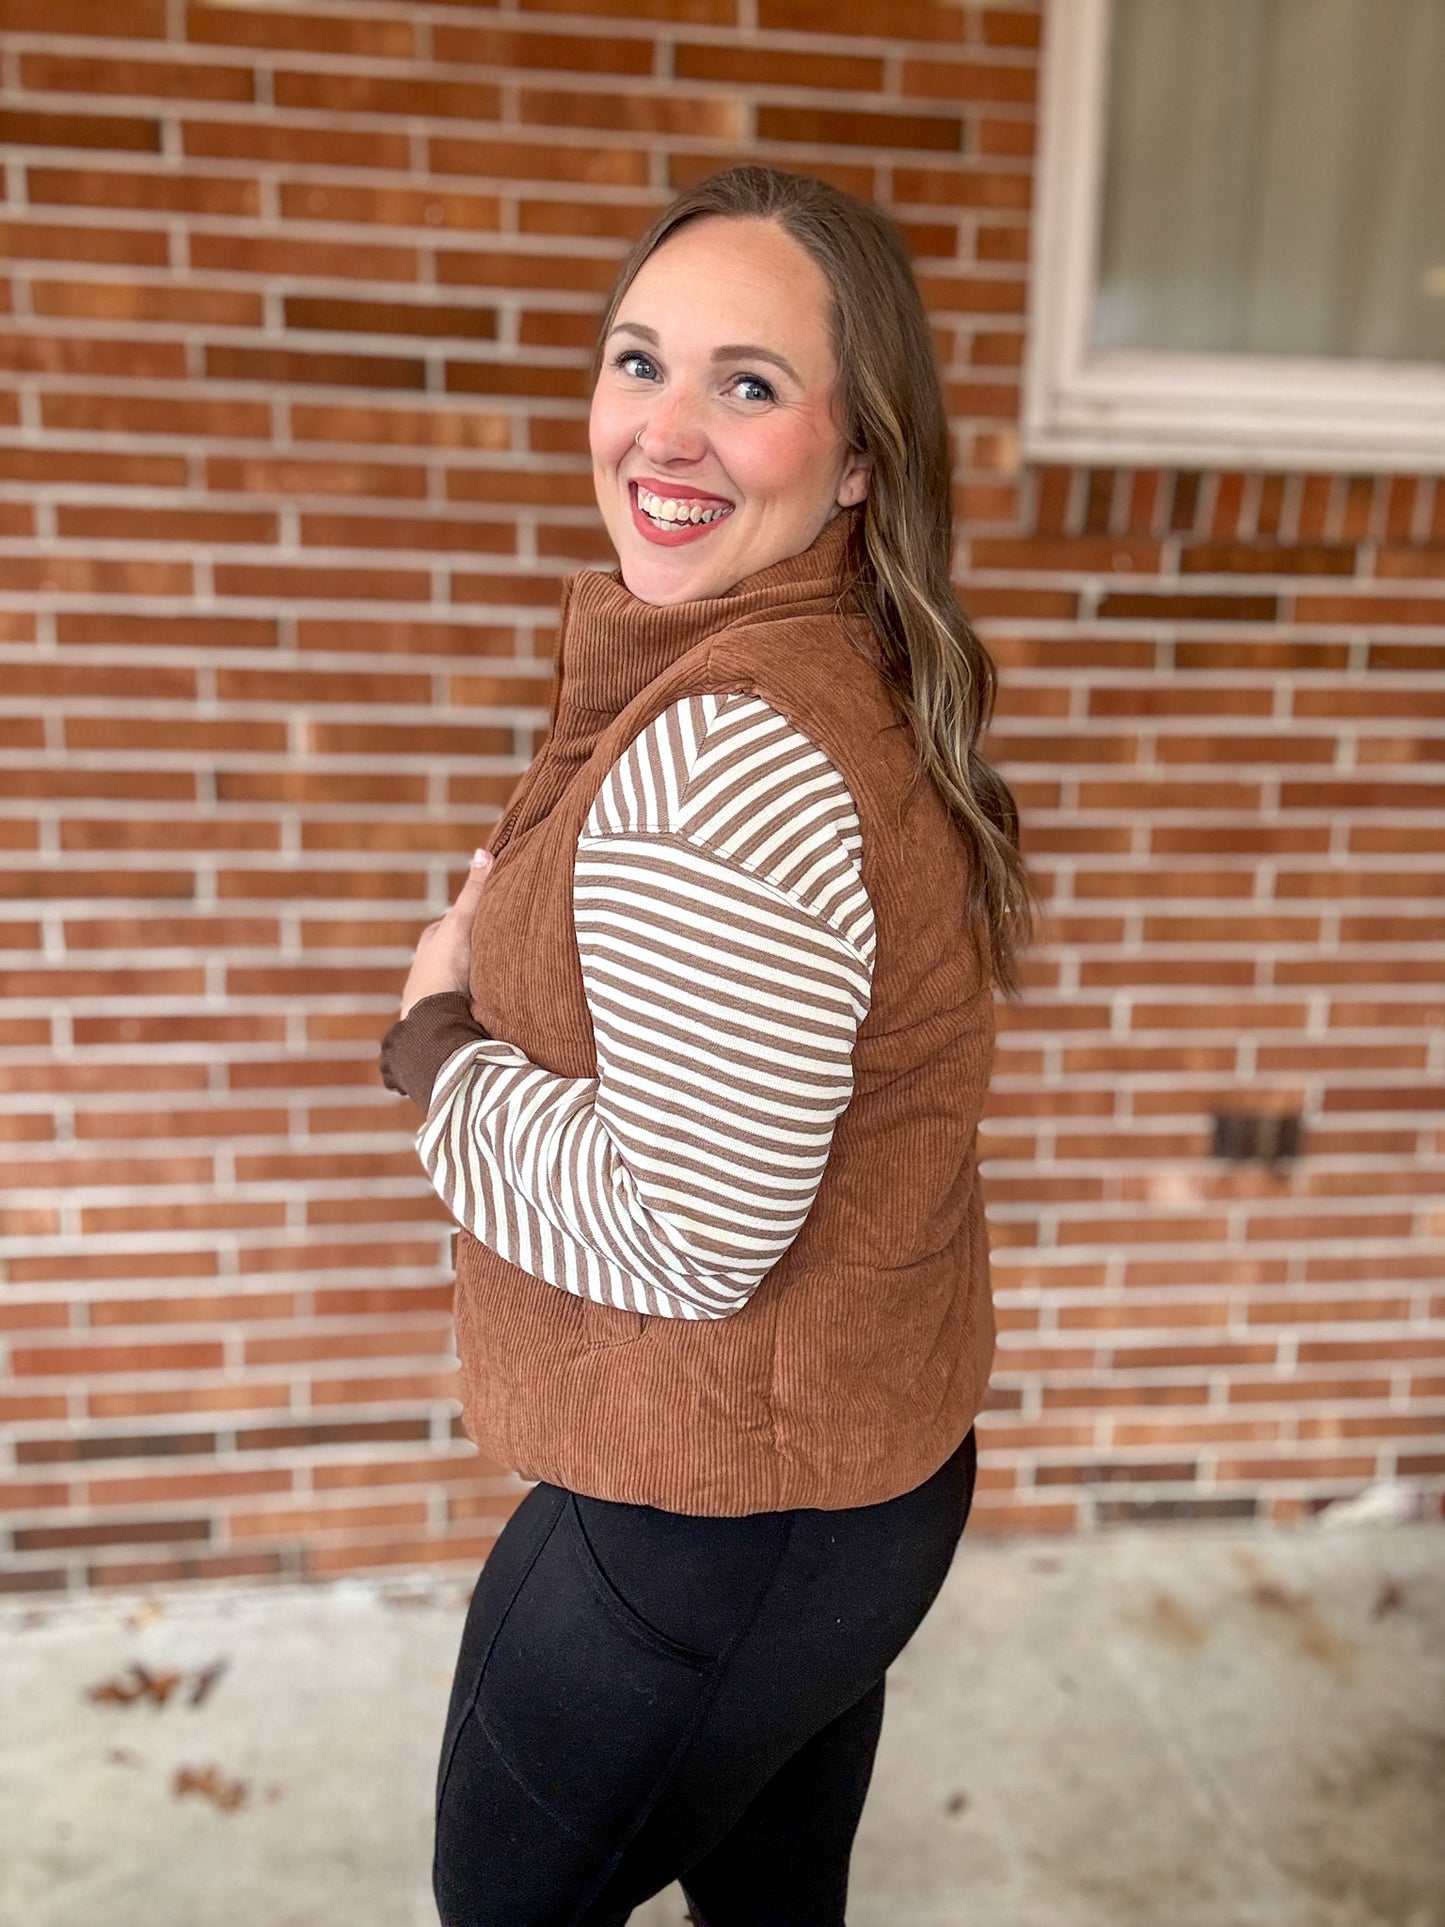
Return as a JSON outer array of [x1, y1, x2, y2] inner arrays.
[[472, 848, 492, 868]]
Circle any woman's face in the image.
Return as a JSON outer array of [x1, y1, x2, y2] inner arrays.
[[589, 216, 870, 607]]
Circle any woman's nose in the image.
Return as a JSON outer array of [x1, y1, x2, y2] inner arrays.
[[634, 391, 707, 464]]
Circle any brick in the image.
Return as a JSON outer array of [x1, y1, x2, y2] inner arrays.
[[189, 232, 417, 282], [1097, 591, 1279, 623], [11, 1342, 225, 1377], [274, 70, 499, 120], [215, 771, 426, 807], [758, 104, 963, 152], [976, 116, 1036, 158], [0, 770, 195, 803], [244, 1327, 451, 1367], [212, 562, 430, 601], [759, 0, 962, 35], [436, 24, 654, 72], [893, 165, 1031, 210], [297, 514, 512, 557], [55, 613, 277, 651], [520, 87, 741, 138], [430, 137, 651, 187], [279, 182, 502, 233], [900, 58, 1036, 104], [72, 1009, 284, 1046], [1176, 638, 1349, 671], [289, 403, 508, 452], [517, 202, 663, 244], [17, 1431, 217, 1466], [0, 1058, 206, 1094], [284, 295, 498, 341], [447, 469, 596, 508], [516, 0, 733, 17], [674, 42, 882, 88], [205, 456, 428, 500], [1089, 686, 1274, 719], [27, 167, 260, 216], [0, 446, 188, 488], [87, 1551, 283, 1587], [0, 0, 165, 28], [0, 556, 194, 597], [85, 1468, 291, 1507], [0, 109, 161, 151], [668, 150, 875, 197], [0, 218, 168, 266], [41, 393, 271, 440], [1297, 593, 1445, 626], [216, 665, 431, 706], [308, 1371, 459, 1408], [82, 1200, 286, 1235], [981, 7, 1041, 48], [55, 505, 277, 545], [88, 1384, 289, 1420], [1180, 540, 1354, 577], [182, 121, 411, 171], [186, 5, 414, 57], [1368, 641, 1445, 672], [228, 1500, 429, 1539], [31, 279, 261, 327], [236, 1416, 432, 1453], [301, 1534, 497, 1578], [14, 1518, 211, 1551], [73, 1104, 287, 1142], [205, 344, 427, 390], [61, 911, 278, 950], [19, 53, 253, 102], [445, 361, 589, 401], [437, 249, 621, 295]]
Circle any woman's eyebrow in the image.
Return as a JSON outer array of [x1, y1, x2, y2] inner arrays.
[[608, 321, 799, 385], [711, 343, 800, 382]]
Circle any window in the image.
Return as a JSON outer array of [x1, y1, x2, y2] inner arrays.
[[1024, 0, 1445, 471]]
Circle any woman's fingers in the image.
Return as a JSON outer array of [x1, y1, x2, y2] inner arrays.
[[447, 847, 494, 923]]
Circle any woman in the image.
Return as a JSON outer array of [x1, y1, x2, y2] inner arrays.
[[381, 165, 1033, 1927]]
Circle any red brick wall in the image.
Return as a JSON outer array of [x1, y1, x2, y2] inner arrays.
[[2, 0, 1441, 1594]]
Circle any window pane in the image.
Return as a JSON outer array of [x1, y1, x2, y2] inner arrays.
[[1093, 0, 1445, 362]]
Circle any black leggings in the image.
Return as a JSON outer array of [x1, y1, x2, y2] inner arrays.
[[433, 1427, 978, 1926]]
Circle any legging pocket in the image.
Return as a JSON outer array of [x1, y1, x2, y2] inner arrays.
[[457, 1492, 716, 1846]]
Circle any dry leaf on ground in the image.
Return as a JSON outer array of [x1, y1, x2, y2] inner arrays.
[[173, 1764, 248, 1812]]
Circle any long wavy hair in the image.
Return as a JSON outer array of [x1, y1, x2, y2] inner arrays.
[[591, 165, 1037, 997]]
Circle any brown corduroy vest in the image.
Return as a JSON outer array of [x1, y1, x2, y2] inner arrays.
[[458, 510, 997, 1514]]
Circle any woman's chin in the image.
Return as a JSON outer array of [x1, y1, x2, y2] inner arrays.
[[618, 545, 729, 608]]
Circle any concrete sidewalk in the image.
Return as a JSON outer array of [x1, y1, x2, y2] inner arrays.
[[1, 1520, 1441, 1927]]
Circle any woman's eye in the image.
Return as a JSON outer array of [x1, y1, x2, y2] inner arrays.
[[732, 374, 776, 404], [617, 350, 658, 381]]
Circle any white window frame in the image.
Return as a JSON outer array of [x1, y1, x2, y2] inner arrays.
[[1023, 0, 1445, 473]]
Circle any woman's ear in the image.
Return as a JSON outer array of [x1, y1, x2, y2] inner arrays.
[[836, 449, 871, 509]]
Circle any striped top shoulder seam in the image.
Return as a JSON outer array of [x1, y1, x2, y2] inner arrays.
[[576, 825, 875, 970]]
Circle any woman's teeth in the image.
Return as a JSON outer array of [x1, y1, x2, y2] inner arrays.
[[636, 485, 732, 529]]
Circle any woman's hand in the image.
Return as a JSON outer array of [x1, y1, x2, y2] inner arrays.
[[398, 849, 494, 1019]]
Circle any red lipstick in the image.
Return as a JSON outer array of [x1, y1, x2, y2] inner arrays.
[[629, 479, 735, 547]]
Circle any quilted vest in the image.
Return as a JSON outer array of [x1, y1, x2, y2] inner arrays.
[[458, 508, 996, 1513]]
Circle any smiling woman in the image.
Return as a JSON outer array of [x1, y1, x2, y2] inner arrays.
[[379, 165, 1033, 1927], [589, 217, 871, 603]]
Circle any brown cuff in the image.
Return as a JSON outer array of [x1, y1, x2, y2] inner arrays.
[[379, 990, 490, 1113]]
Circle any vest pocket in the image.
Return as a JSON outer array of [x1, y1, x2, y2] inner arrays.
[[579, 1299, 648, 1347]]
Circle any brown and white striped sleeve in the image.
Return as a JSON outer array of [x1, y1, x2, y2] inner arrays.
[[416, 692, 876, 1321]]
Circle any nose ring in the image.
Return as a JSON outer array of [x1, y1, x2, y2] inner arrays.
[[635, 429, 644, 449]]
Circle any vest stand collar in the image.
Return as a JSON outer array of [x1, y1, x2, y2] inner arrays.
[[550, 505, 861, 735]]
